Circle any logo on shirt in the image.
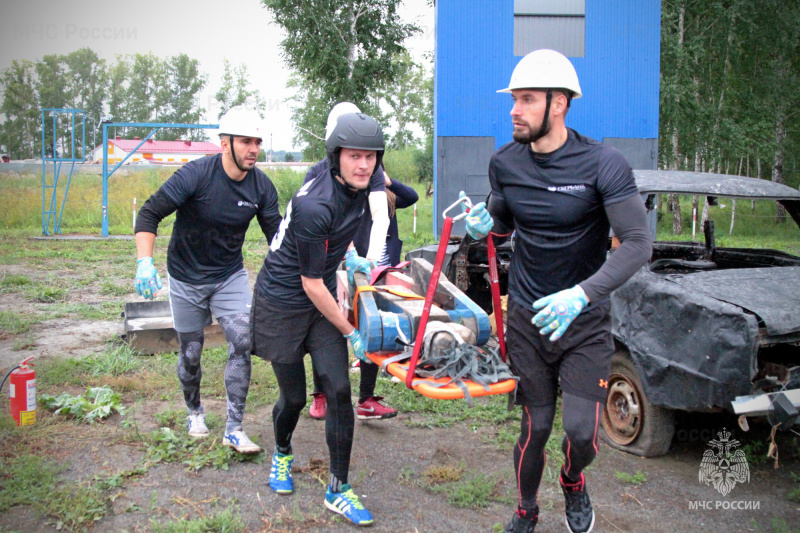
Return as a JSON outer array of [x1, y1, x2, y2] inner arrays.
[[237, 200, 258, 208], [547, 185, 586, 193]]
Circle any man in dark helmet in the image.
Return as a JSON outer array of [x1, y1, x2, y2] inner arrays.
[[251, 112, 384, 527], [134, 105, 281, 454]]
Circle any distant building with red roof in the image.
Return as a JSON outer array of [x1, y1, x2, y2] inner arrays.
[[92, 136, 222, 165]]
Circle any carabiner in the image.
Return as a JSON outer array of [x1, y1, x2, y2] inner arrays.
[[443, 194, 473, 221]]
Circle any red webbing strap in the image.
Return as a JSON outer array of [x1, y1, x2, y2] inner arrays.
[[405, 216, 454, 389], [487, 233, 507, 362]]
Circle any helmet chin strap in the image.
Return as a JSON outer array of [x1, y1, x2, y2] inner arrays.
[[228, 135, 250, 173], [536, 89, 553, 142]]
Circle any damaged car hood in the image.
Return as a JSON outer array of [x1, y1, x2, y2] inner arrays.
[[661, 267, 800, 337]]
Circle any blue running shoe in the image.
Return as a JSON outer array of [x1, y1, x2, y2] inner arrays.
[[268, 452, 293, 494], [325, 483, 374, 526]]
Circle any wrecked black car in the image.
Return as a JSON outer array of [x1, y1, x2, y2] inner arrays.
[[407, 170, 800, 457]]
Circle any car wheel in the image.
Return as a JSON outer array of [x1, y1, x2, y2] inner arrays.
[[600, 349, 675, 457]]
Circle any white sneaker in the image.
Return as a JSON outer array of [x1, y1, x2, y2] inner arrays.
[[223, 427, 261, 454], [187, 412, 209, 438]]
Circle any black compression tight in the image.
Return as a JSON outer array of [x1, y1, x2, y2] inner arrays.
[[272, 340, 354, 481], [514, 393, 601, 507]]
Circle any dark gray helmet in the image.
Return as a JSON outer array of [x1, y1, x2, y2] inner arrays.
[[325, 113, 385, 175]]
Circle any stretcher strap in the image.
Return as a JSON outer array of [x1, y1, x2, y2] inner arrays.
[[352, 285, 425, 330], [379, 328, 518, 407]]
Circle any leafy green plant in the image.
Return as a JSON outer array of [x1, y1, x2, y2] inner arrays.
[[143, 424, 263, 472], [615, 470, 648, 485], [39, 386, 125, 423]]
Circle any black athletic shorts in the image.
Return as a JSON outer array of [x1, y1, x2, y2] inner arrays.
[[506, 297, 614, 406], [251, 288, 344, 364]]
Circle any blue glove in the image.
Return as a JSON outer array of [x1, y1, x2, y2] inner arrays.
[[531, 285, 589, 342], [344, 328, 369, 363], [135, 257, 162, 299], [459, 192, 493, 240], [345, 249, 373, 286]]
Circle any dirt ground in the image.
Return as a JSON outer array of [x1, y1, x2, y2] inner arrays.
[[1, 253, 799, 532]]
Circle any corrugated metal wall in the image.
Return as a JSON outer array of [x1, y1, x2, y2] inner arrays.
[[433, 0, 661, 234]]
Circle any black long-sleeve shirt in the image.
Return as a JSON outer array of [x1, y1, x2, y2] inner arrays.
[[488, 129, 651, 308], [135, 154, 282, 285]]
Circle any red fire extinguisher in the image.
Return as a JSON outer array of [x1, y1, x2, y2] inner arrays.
[[2, 356, 36, 426]]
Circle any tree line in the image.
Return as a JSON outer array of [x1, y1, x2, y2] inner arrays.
[[0, 48, 263, 160], [660, 0, 800, 228], [3, 0, 796, 193]]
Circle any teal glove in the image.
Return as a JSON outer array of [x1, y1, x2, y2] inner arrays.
[[344, 328, 369, 363], [531, 285, 589, 342], [135, 257, 162, 299], [459, 192, 493, 240], [345, 249, 373, 286]]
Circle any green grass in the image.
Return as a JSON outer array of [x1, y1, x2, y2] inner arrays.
[[615, 469, 648, 485], [84, 341, 143, 376], [150, 507, 246, 533], [100, 280, 133, 296], [751, 518, 800, 533], [0, 273, 31, 289], [0, 455, 109, 530], [428, 469, 508, 508], [22, 282, 67, 303], [0, 310, 39, 335], [656, 196, 800, 256]]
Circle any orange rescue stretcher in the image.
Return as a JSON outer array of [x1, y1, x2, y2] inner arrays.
[[346, 196, 516, 401]]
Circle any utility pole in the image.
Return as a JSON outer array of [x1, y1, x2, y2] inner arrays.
[[270, 133, 273, 163]]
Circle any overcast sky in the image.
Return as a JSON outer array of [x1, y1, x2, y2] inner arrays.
[[1, 0, 434, 150]]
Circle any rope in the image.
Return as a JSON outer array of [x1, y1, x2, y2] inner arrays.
[[381, 323, 518, 407]]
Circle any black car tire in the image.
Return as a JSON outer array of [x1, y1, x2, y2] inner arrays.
[[600, 348, 675, 457]]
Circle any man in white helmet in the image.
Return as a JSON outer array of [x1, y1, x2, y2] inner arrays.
[[134, 105, 282, 453], [464, 50, 652, 533]]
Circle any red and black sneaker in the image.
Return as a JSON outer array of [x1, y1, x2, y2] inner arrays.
[[560, 472, 595, 533], [357, 396, 398, 420], [504, 506, 538, 533], [309, 392, 326, 420]]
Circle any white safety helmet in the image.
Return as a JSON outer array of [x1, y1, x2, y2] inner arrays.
[[217, 105, 264, 139], [325, 102, 362, 141], [498, 49, 582, 99]]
